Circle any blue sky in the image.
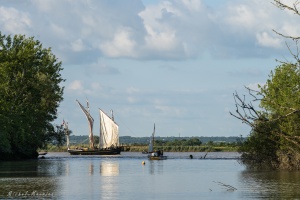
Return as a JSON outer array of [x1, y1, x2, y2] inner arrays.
[[0, 0, 298, 137]]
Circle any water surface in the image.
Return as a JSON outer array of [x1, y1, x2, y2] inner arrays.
[[0, 152, 300, 199]]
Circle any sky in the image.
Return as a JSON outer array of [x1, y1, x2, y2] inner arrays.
[[0, 0, 299, 137]]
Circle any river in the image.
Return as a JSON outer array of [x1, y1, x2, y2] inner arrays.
[[0, 152, 300, 199]]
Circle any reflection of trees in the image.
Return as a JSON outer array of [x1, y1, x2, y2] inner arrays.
[[239, 170, 300, 199], [0, 160, 66, 198]]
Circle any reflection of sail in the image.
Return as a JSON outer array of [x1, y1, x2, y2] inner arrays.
[[66, 161, 70, 176], [100, 162, 119, 176], [149, 161, 164, 175], [89, 163, 94, 176], [99, 161, 120, 200]]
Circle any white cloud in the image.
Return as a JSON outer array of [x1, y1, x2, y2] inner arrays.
[[127, 96, 139, 103], [0, 7, 31, 34], [256, 32, 282, 48], [181, 0, 203, 12], [225, 4, 257, 30], [68, 80, 84, 91], [32, 0, 57, 12], [144, 27, 179, 52], [71, 39, 87, 52], [154, 105, 183, 117], [1, 0, 295, 62], [91, 82, 103, 91], [126, 87, 140, 94], [100, 28, 138, 57], [280, 23, 300, 38]]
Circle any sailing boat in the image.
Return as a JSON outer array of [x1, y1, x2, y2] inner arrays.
[[148, 123, 167, 160], [68, 100, 121, 155], [63, 119, 70, 149]]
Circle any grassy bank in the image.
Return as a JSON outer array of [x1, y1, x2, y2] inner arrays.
[[123, 145, 237, 152], [41, 145, 238, 152]]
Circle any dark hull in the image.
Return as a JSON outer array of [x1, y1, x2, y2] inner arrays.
[[148, 155, 167, 160], [68, 148, 121, 155]]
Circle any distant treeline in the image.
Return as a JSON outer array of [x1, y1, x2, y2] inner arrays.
[[69, 135, 244, 145], [47, 136, 241, 152]]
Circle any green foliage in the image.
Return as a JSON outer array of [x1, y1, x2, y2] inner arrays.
[[153, 137, 202, 147], [237, 63, 300, 169], [260, 63, 300, 112], [239, 120, 281, 169], [260, 63, 300, 136], [0, 33, 65, 160], [93, 136, 99, 146]]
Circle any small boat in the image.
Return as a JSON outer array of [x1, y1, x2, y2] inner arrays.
[[148, 151, 167, 160], [68, 99, 121, 155], [147, 123, 167, 160], [38, 152, 47, 156]]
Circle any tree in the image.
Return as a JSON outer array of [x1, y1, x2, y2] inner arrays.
[[231, 1, 300, 169], [232, 64, 300, 169], [0, 33, 65, 160]]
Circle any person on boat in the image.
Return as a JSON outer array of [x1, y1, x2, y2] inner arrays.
[[157, 150, 161, 156]]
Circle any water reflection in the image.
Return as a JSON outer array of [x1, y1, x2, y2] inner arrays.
[[149, 160, 164, 175], [2, 152, 300, 199], [0, 160, 39, 178], [100, 161, 119, 176], [89, 162, 94, 176], [99, 161, 119, 200], [65, 161, 70, 176], [0, 160, 65, 199], [239, 169, 300, 199]]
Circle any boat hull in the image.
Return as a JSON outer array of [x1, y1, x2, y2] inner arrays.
[[68, 148, 121, 155], [147, 150, 166, 160], [148, 155, 167, 160]]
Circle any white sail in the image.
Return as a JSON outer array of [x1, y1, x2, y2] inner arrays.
[[99, 109, 119, 149], [148, 137, 153, 153], [63, 119, 70, 149], [76, 99, 94, 149], [148, 123, 155, 153]]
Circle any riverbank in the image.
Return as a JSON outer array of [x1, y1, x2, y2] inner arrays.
[[40, 145, 238, 153]]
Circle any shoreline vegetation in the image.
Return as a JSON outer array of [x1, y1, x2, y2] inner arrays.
[[41, 145, 239, 153], [41, 136, 241, 153], [40, 135, 241, 153]]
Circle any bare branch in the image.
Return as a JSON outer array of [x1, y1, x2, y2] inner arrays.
[[272, 29, 300, 40], [272, 0, 300, 15]]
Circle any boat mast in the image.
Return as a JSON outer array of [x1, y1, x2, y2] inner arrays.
[[99, 109, 102, 149], [76, 99, 95, 149], [152, 123, 155, 147], [111, 109, 114, 121]]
